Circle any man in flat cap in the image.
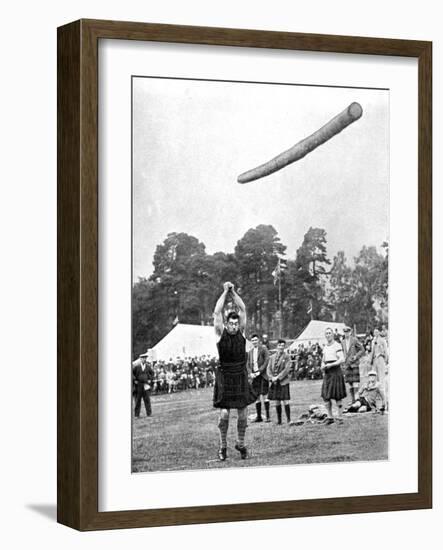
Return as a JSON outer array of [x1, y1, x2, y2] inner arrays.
[[342, 326, 364, 404], [132, 351, 154, 418]]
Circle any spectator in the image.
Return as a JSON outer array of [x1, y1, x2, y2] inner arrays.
[[262, 333, 272, 350], [370, 328, 389, 394], [132, 352, 154, 418], [247, 333, 271, 423], [344, 370, 386, 413], [334, 328, 342, 343], [359, 344, 372, 387], [342, 326, 365, 403], [321, 327, 346, 424], [267, 339, 292, 424]]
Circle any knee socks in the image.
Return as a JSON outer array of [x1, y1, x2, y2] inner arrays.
[[284, 404, 291, 422], [349, 387, 355, 402], [218, 416, 229, 449], [237, 415, 247, 447]]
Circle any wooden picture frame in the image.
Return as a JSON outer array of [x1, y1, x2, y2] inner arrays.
[[57, 19, 432, 530]]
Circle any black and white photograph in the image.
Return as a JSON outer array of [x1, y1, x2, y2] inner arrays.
[[131, 75, 389, 473], [2, 0, 436, 542]]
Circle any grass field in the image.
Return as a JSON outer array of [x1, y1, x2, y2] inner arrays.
[[132, 380, 388, 473]]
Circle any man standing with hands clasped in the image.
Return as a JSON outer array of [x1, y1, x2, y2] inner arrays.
[[267, 339, 292, 424], [213, 282, 257, 461], [321, 327, 346, 424], [132, 351, 154, 418], [247, 334, 271, 422]]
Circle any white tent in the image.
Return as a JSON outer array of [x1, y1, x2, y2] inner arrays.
[[148, 323, 252, 362], [289, 320, 346, 350], [150, 324, 217, 361]]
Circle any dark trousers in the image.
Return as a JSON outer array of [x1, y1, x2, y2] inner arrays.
[[134, 384, 152, 417]]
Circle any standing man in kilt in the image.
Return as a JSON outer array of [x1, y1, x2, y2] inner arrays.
[[267, 339, 292, 424], [321, 328, 346, 424], [213, 282, 256, 461], [247, 334, 271, 422], [342, 325, 364, 403]]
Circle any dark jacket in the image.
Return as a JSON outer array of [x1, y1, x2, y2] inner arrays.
[[342, 336, 364, 367], [267, 351, 292, 386], [246, 345, 270, 379], [132, 364, 154, 385]]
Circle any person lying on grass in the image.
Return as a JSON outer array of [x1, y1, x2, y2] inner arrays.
[[290, 404, 329, 426]]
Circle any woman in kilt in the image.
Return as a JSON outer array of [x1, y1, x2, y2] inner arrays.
[[213, 282, 257, 461], [321, 327, 346, 424], [267, 339, 292, 424]]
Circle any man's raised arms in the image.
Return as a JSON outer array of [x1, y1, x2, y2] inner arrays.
[[213, 282, 231, 339], [229, 287, 246, 332]]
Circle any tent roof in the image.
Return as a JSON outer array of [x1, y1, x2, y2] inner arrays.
[[149, 323, 252, 361], [150, 323, 217, 361], [289, 320, 346, 349]]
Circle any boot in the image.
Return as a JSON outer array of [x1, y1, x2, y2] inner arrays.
[[252, 401, 263, 422], [284, 404, 291, 423]]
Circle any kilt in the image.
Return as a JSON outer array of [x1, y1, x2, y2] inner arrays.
[[251, 374, 269, 396], [213, 362, 257, 409], [321, 363, 347, 402], [344, 363, 360, 385], [268, 381, 290, 401]]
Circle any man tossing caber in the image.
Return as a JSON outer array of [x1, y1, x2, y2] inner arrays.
[[213, 282, 257, 461]]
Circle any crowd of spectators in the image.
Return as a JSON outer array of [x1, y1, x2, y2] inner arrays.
[[289, 343, 324, 380], [148, 355, 219, 394]]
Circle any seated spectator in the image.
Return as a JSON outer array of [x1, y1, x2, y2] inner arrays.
[[158, 368, 166, 392], [344, 370, 386, 413], [166, 370, 175, 393], [180, 370, 188, 390], [206, 368, 215, 387]]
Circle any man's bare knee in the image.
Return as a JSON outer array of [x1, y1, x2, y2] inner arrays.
[[218, 409, 230, 425]]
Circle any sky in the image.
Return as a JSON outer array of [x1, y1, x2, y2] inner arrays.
[[132, 77, 389, 281]]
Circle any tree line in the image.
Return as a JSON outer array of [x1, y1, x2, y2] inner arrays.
[[132, 225, 388, 358]]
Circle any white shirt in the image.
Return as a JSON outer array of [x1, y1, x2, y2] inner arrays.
[[323, 341, 344, 363], [252, 347, 259, 372]]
